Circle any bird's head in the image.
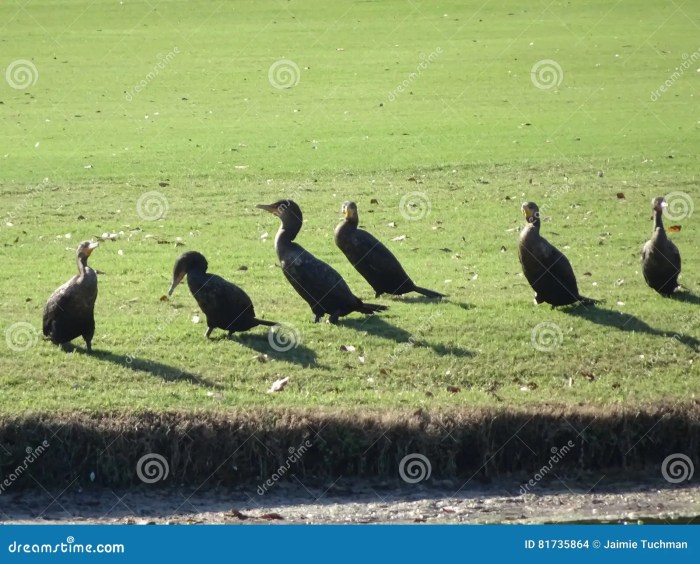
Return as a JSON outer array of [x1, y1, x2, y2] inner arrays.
[[651, 196, 668, 214], [77, 241, 99, 258], [341, 201, 359, 222], [256, 200, 303, 225], [169, 251, 208, 296], [521, 201, 541, 224]]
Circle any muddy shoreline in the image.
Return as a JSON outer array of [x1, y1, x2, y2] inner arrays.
[[2, 481, 698, 525]]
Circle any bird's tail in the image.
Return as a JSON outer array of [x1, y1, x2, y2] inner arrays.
[[358, 302, 389, 315], [254, 318, 278, 327], [414, 286, 447, 299]]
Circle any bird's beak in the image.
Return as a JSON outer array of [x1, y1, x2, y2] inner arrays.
[[660, 201, 668, 208], [256, 204, 278, 215], [84, 241, 99, 256], [168, 274, 184, 296]]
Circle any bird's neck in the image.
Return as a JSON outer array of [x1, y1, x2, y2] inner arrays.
[[77, 255, 89, 278], [275, 223, 301, 248], [526, 218, 541, 232], [653, 210, 665, 232]]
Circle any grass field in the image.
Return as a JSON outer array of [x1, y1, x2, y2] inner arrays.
[[1, 0, 698, 416]]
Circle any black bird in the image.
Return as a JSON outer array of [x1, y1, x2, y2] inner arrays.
[[43, 241, 99, 351], [257, 200, 388, 323], [168, 251, 276, 338], [334, 201, 445, 299], [518, 202, 597, 306], [641, 196, 681, 296]]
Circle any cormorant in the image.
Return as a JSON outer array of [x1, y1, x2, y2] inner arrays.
[[256, 200, 388, 323], [43, 241, 99, 351], [518, 202, 597, 306], [641, 196, 681, 296], [168, 251, 276, 338], [334, 201, 445, 298]]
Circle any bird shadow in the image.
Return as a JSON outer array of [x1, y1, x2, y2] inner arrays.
[[342, 315, 413, 342], [342, 315, 475, 357], [562, 305, 700, 350], [670, 291, 700, 306], [233, 332, 325, 369], [388, 295, 448, 304], [69, 346, 223, 390]]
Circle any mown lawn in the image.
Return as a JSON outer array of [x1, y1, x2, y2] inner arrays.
[[1, 0, 697, 414]]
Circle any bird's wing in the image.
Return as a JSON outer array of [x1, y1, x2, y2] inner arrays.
[[282, 245, 355, 308]]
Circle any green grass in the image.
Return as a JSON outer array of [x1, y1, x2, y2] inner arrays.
[[1, 0, 698, 414]]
